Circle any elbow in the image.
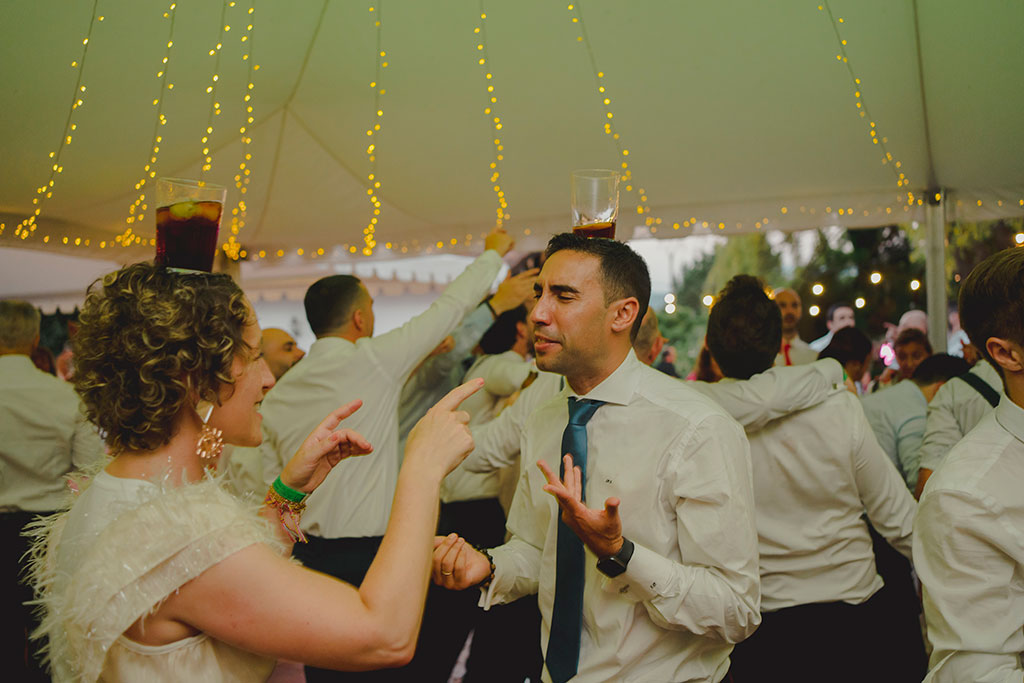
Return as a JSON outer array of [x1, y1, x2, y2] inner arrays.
[[362, 628, 418, 670]]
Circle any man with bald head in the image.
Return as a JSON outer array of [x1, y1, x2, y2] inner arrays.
[[774, 288, 817, 366], [261, 327, 305, 380]]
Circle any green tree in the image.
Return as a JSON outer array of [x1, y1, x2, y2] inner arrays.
[[702, 233, 782, 298]]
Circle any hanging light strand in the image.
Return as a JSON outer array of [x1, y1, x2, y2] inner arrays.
[[360, 3, 386, 256], [474, 3, 509, 230], [566, 2, 662, 229], [11, 1, 104, 242], [224, 0, 258, 261], [199, 0, 231, 178], [117, 2, 178, 250], [819, 2, 914, 205]]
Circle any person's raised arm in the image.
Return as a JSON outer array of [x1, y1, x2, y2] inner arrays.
[[371, 228, 513, 383], [693, 358, 844, 432], [161, 379, 484, 671]]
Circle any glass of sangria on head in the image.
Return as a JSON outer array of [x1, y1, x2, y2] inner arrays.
[[571, 169, 619, 239], [155, 178, 227, 272]]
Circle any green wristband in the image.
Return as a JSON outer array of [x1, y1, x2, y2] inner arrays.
[[272, 476, 307, 503]]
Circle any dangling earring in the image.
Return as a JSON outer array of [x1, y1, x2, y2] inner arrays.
[[196, 401, 224, 465]]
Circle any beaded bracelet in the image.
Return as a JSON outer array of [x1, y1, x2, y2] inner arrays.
[[265, 478, 308, 544]]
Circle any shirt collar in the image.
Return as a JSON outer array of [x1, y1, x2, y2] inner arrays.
[[0, 354, 36, 372], [307, 336, 355, 356], [560, 349, 641, 407], [995, 395, 1024, 445]]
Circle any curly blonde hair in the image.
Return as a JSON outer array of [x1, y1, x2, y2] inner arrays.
[[73, 263, 253, 454]]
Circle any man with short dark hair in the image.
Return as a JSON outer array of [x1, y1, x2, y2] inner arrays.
[[705, 276, 919, 683], [433, 234, 761, 682], [861, 353, 969, 491], [256, 227, 513, 682], [809, 301, 855, 352], [914, 247, 1024, 682], [894, 328, 933, 381], [0, 300, 104, 681]]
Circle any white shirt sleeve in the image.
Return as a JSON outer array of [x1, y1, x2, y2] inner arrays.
[[694, 358, 844, 431], [850, 405, 916, 560], [70, 406, 106, 470], [601, 413, 761, 643], [462, 375, 557, 474], [368, 250, 502, 383], [916, 381, 963, 473], [483, 466, 543, 607], [915, 489, 1024, 683]]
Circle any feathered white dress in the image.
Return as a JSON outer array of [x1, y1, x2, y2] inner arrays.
[[27, 468, 283, 682]]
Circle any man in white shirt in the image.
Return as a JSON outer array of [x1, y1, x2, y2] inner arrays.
[[861, 353, 970, 490], [773, 288, 817, 366], [255, 227, 512, 682], [914, 356, 1002, 497], [703, 276, 920, 683], [914, 246, 1024, 683], [808, 301, 855, 352], [0, 300, 104, 681], [433, 234, 760, 683]]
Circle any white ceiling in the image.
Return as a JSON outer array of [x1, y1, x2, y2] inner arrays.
[[1, 0, 1022, 266]]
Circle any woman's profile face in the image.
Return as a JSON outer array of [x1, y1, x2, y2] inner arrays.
[[210, 315, 275, 447]]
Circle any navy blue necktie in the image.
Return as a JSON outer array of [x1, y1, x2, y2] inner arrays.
[[546, 397, 605, 683]]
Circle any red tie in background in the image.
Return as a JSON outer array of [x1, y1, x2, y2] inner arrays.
[[782, 343, 792, 366]]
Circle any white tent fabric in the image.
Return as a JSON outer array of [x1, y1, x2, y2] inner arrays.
[[1, 0, 1022, 266]]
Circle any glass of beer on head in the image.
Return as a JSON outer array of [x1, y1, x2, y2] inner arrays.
[[155, 178, 227, 272], [571, 169, 619, 239]]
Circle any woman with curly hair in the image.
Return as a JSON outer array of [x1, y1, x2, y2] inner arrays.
[[28, 262, 483, 682]]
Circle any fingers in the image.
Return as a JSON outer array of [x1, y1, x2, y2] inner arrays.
[[432, 533, 468, 589], [332, 429, 373, 456], [432, 377, 484, 413], [536, 459, 559, 486], [315, 400, 364, 436], [604, 497, 621, 521]]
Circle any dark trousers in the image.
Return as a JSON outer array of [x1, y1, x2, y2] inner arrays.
[[1, 510, 51, 683], [293, 534, 474, 682], [439, 499, 542, 683], [729, 586, 923, 683]]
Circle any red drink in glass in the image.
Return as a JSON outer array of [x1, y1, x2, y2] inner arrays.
[[572, 221, 616, 239], [155, 200, 222, 272]]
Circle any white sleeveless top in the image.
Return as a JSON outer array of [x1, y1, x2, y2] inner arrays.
[[29, 468, 281, 682]]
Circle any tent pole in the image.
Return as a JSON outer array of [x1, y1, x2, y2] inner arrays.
[[925, 192, 947, 353]]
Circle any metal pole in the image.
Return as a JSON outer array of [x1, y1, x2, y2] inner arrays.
[[925, 193, 947, 353]]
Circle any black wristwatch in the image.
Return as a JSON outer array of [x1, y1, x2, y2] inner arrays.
[[596, 537, 634, 578]]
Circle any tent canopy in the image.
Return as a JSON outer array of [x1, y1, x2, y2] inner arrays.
[[1, 0, 1022, 264]]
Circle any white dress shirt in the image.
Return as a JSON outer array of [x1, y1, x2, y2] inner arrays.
[[0, 354, 105, 512], [808, 330, 834, 352], [743, 389, 916, 612], [860, 380, 927, 490], [483, 351, 761, 683], [256, 250, 502, 538], [914, 396, 1024, 683], [774, 336, 818, 367], [917, 360, 1003, 472], [441, 351, 532, 504]]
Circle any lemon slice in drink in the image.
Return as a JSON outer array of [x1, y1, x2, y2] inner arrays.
[[168, 201, 199, 220]]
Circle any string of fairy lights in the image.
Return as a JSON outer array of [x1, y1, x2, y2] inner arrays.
[[566, 2, 663, 232], [476, 3, 509, 230], [223, 0, 258, 261], [6, 5, 1024, 260], [7, 1, 103, 244], [357, 3, 387, 257], [115, 2, 178, 252], [818, 1, 916, 207]]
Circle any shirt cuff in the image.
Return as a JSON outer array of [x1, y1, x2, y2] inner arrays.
[[599, 541, 673, 603]]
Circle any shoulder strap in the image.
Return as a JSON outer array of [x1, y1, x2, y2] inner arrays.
[[957, 371, 1001, 408]]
